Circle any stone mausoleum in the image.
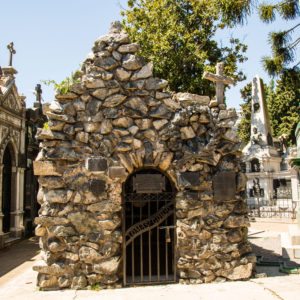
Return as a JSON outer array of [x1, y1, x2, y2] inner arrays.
[[0, 65, 26, 248], [33, 22, 255, 289]]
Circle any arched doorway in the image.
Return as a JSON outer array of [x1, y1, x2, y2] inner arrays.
[[1, 144, 14, 233], [122, 168, 176, 286]]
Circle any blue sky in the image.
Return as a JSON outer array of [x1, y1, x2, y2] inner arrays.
[[0, 0, 298, 109]]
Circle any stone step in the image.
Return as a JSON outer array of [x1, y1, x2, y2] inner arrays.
[[4, 237, 21, 248], [281, 232, 300, 263]]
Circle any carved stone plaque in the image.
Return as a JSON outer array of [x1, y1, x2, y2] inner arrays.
[[108, 166, 127, 179], [213, 171, 236, 202], [133, 174, 165, 193], [86, 157, 108, 172]]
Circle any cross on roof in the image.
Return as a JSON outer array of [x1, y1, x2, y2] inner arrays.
[[35, 84, 42, 105], [202, 62, 235, 104], [7, 42, 16, 67]]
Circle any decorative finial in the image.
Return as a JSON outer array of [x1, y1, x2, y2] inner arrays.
[[7, 42, 16, 67]]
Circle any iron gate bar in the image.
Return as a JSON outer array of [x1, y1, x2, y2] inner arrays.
[[157, 198, 160, 282], [131, 202, 135, 281], [165, 226, 168, 279], [140, 206, 143, 282], [148, 200, 152, 282]]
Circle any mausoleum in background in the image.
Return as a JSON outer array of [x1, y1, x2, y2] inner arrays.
[[242, 76, 299, 219], [0, 43, 45, 249]]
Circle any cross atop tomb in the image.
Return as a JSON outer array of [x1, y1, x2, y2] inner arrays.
[[7, 42, 16, 67], [35, 84, 42, 105], [202, 62, 235, 104]]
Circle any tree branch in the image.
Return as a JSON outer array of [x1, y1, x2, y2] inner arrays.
[[286, 22, 300, 34]]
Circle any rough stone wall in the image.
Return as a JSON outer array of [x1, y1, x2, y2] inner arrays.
[[33, 22, 255, 290]]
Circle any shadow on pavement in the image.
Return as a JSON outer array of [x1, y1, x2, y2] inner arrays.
[[249, 238, 300, 277], [0, 237, 40, 277]]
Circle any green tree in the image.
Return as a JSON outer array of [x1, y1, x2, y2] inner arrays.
[[122, 0, 251, 96], [215, 0, 300, 76], [237, 82, 252, 144], [258, 0, 299, 75], [267, 69, 300, 145]]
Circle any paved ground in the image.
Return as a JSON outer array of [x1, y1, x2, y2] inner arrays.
[[0, 220, 299, 300], [0, 237, 39, 278]]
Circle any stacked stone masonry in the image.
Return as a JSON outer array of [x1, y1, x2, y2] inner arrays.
[[33, 22, 255, 290]]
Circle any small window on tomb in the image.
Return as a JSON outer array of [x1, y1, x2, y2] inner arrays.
[[240, 162, 246, 173], [250, 158, 260, 172], [280, 161, 288, 171], [249, 189, 254, 197]]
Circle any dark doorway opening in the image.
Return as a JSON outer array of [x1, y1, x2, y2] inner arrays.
[[2, 144, 14, 233], [123, 168, 176, 286]]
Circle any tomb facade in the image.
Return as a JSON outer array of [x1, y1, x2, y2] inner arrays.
[[0, 63, 26, 248], [33, 22, 255, 289], [0, 43, 45, 248]]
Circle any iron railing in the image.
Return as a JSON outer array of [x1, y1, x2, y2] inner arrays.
[[247, 191, 297, 219]]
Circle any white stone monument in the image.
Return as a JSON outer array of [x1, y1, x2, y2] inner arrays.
[[242, 76, 299, 211]]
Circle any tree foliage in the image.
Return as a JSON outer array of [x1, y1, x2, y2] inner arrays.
[[42, 71, 82, 95], [237, 82, 252, 144], [258, 0, 300, 76], [267, 69, 300, 145], [122, 0, 251, 96]]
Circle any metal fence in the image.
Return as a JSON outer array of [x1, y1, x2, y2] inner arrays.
[[247, 189, 298, 219]]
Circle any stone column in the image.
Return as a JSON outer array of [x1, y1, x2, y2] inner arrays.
[[246, 162, 251, 173], [10, 166, 25, 237], [265, 174, 273, 204]]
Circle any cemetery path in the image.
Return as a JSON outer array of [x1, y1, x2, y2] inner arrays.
[[0, 259, 299, 300], [0, 222, 299, 300], [0, 237, 39, 280]]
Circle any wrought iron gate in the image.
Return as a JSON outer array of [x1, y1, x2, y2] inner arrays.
[[122, 170, 176, 286]]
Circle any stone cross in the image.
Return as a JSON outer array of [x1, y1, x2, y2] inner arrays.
[[202, 62, 235, 104], [7, 42, 16, 67], [35, 84, 42, 104]]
